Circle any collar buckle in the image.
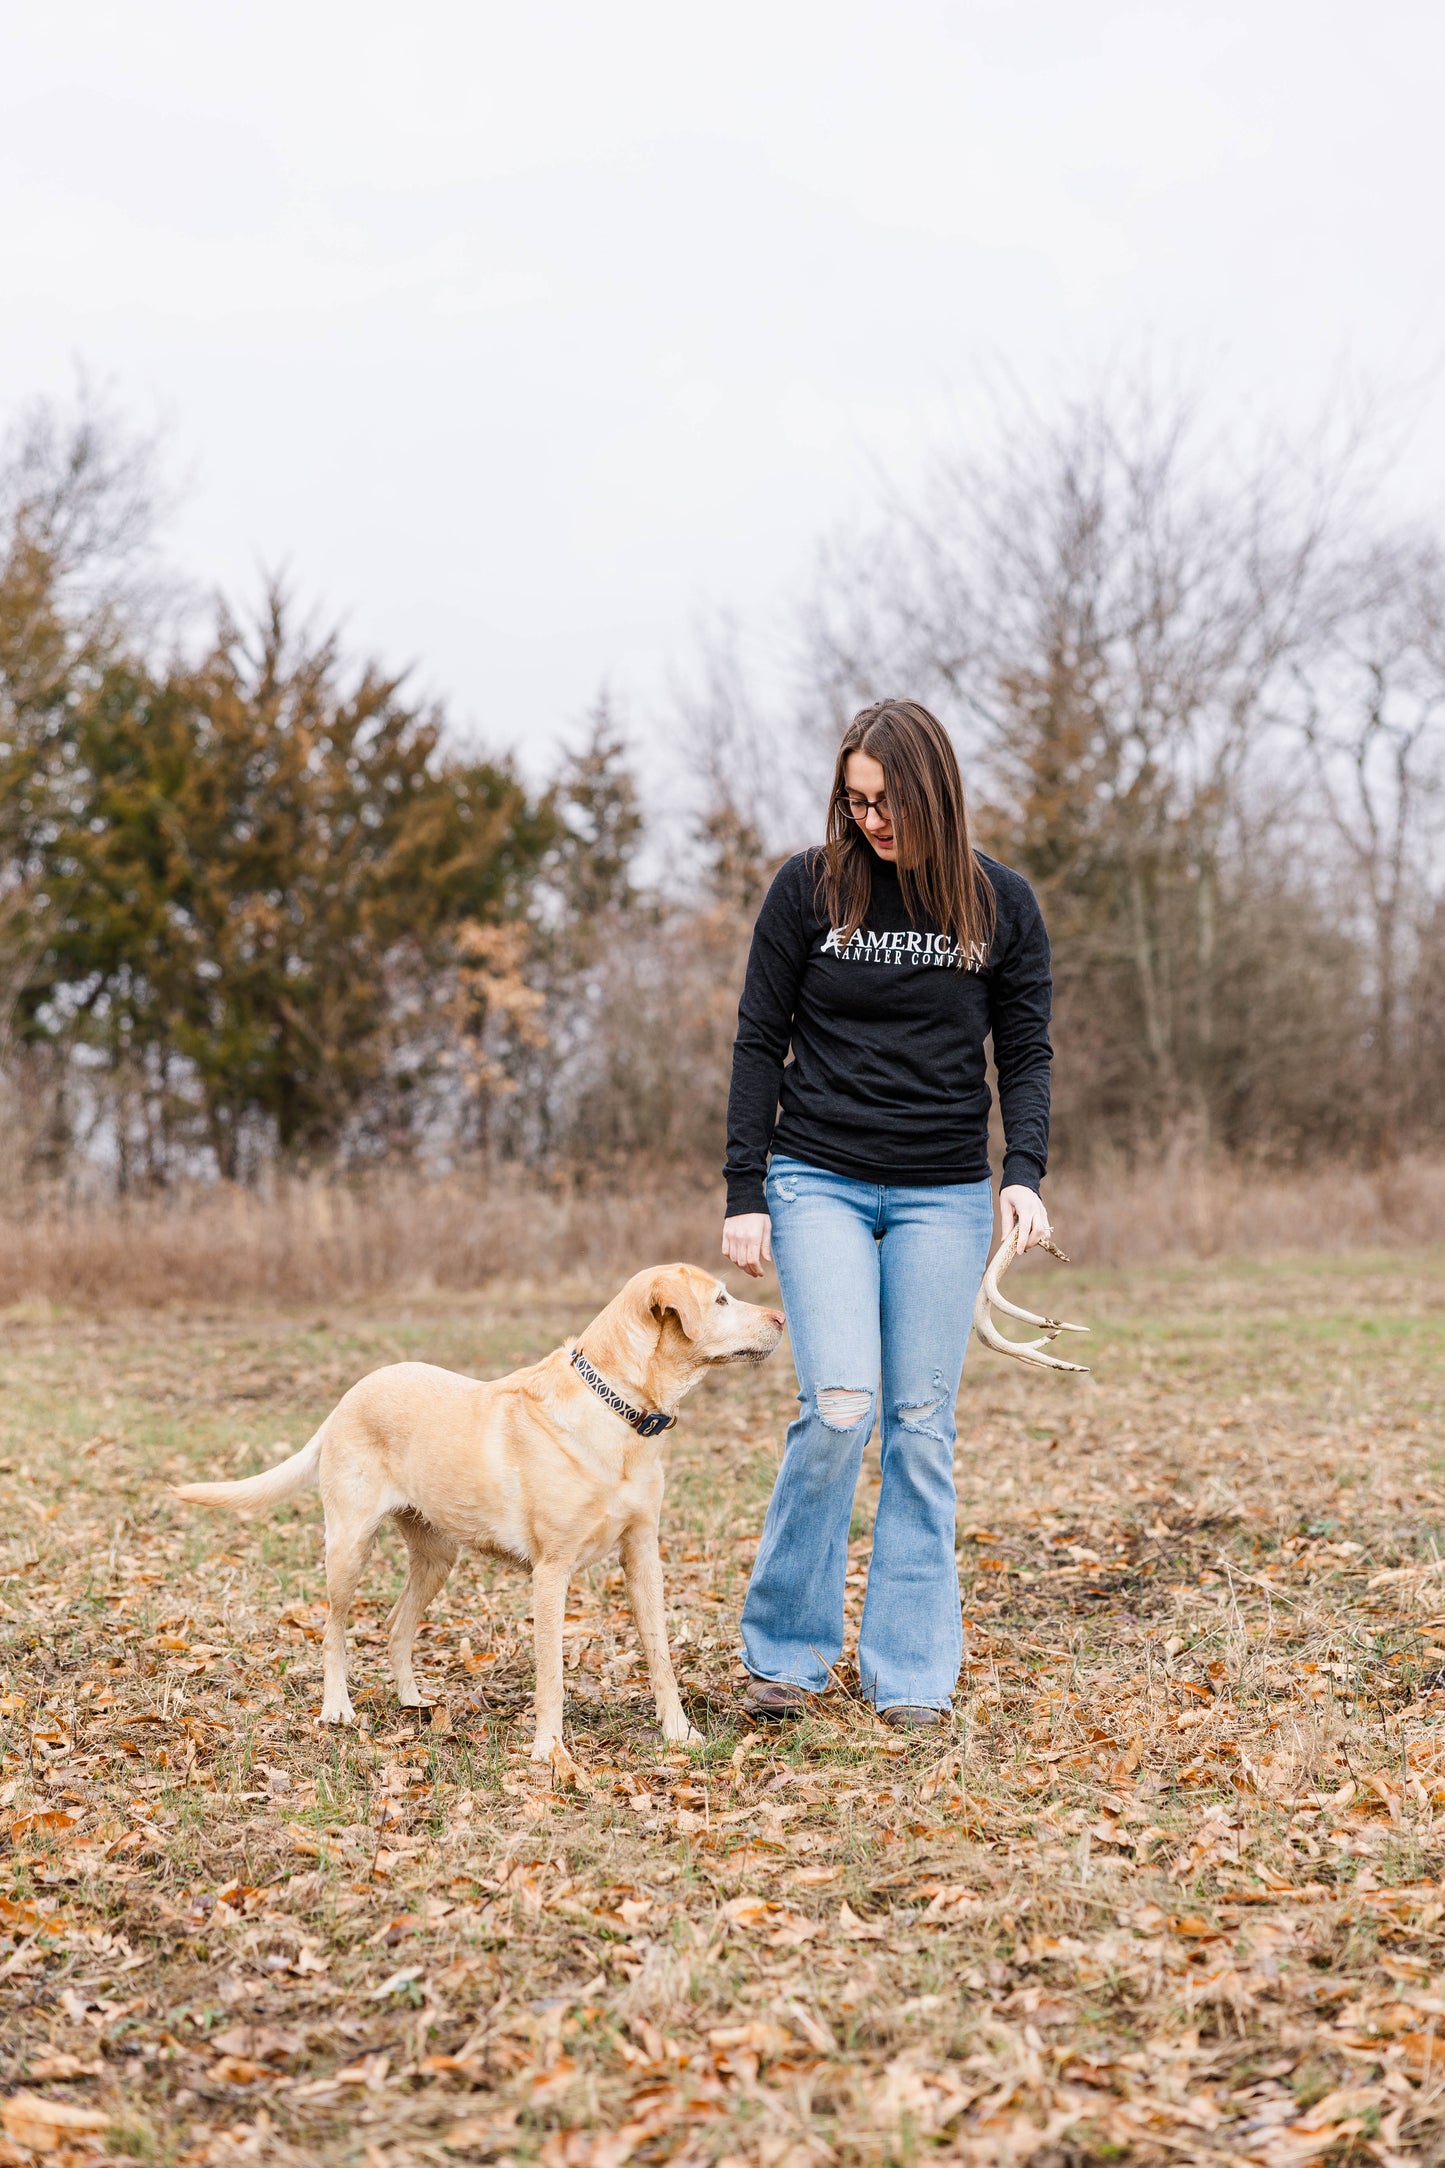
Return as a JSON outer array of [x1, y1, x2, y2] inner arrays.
[[571, 1347, 676, 1436]]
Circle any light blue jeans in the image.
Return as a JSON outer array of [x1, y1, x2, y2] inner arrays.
[[741, 1155, 994, 1712]]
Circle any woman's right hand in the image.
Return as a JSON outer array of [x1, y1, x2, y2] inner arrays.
[[722, 1213, 773, 1279]]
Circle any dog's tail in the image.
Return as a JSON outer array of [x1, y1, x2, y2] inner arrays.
[[172, 1425, 325, 1514]]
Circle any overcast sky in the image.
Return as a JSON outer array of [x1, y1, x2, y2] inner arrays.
[[3, 1, 1443, 774]]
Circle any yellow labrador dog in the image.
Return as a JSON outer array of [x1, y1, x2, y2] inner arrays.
[[175, 1265, 783, 1763]]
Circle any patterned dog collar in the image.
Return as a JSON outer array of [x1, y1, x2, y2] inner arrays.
[[571, 1347, 677, 1438]]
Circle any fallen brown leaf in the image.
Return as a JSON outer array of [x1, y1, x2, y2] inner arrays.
[[1, 2093, 108, 2151], [839, 1899, 887, 1941], [23, 2054, 104, 2081]]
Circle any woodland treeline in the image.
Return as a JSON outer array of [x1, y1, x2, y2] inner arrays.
[[1, 385, 1442, 1194]]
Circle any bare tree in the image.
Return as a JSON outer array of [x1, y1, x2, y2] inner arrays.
[[1292, 536, 1445, 1157], [673, 617, 828, 908], [796, 378, 1379, 1158], [0, 382, 174, 702], [0, 390, 178, 1176]]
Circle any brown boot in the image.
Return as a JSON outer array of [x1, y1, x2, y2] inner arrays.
[[742, 1678, 815, 1720], [879, 1704, 943, 1731]]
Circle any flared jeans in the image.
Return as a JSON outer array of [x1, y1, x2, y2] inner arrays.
[[740, 1154, 994, 1712]]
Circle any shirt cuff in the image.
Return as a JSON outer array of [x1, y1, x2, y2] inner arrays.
[[1001, 1152, 1045, 1194], [725, 1177, 769, 1218]]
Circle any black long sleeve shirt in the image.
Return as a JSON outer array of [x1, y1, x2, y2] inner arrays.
[[723, 849, 1052, 1217]]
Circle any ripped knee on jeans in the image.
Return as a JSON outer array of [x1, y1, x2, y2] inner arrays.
[[898, 1396, 945, 1427], [815, 1386, 874, 1431], [897, 1369, 951, 1438]]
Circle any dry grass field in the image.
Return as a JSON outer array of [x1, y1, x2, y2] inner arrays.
[[2, 1243, 1445, 2167]]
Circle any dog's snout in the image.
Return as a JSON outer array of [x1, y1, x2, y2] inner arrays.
[[766, 1309, 785, 1330]]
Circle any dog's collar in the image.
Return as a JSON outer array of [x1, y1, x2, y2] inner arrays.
[[571, 1348, 676, 1438]]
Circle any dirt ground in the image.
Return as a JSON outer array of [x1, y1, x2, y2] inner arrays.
[[2, 1249, 1444, 2167]]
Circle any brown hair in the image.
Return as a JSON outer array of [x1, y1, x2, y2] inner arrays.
[[818, 700, 996, 962]]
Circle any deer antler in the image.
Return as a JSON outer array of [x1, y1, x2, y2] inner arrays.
[[973, 1226, 1090, 1373]]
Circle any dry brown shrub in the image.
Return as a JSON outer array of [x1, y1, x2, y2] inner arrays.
[[0, 1153, 1441, 1312], [0, 1171, 722, 1311], [1048, 1149, 1445, 1264]]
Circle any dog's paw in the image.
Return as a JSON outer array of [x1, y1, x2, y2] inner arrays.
[[664, 1718, 706, 1749], [320, 1702, 355, 1725], [529, 1736, 585, 1790], [546, 1739, 585, 1792]]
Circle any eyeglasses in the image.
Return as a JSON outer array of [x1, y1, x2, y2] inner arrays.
[[837, 788, 892, 825]]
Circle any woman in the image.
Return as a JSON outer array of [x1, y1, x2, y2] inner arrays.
[[722, 700, 1053, 1731]]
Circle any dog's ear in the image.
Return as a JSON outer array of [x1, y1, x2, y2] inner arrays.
[[647, 1265, 712, 1344]]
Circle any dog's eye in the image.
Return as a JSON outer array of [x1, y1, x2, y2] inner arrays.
[[715, 1290, 728, 1305]]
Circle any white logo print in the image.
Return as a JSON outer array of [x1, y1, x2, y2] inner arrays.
[[820, 927, 987, 971]]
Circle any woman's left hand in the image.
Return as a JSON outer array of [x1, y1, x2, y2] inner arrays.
[[1000, 1185, 1051, 1253]]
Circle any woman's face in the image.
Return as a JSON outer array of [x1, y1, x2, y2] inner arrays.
[[842, 750, 897, 861]]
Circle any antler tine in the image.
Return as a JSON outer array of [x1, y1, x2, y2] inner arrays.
[[984, 1275, 1090, 1335], [973, 1226, 1091, 1374]]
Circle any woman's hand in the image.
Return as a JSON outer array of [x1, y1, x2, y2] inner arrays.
[[1000, 1184, 1051, 1253], [722, 1213, 773, 1279]]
